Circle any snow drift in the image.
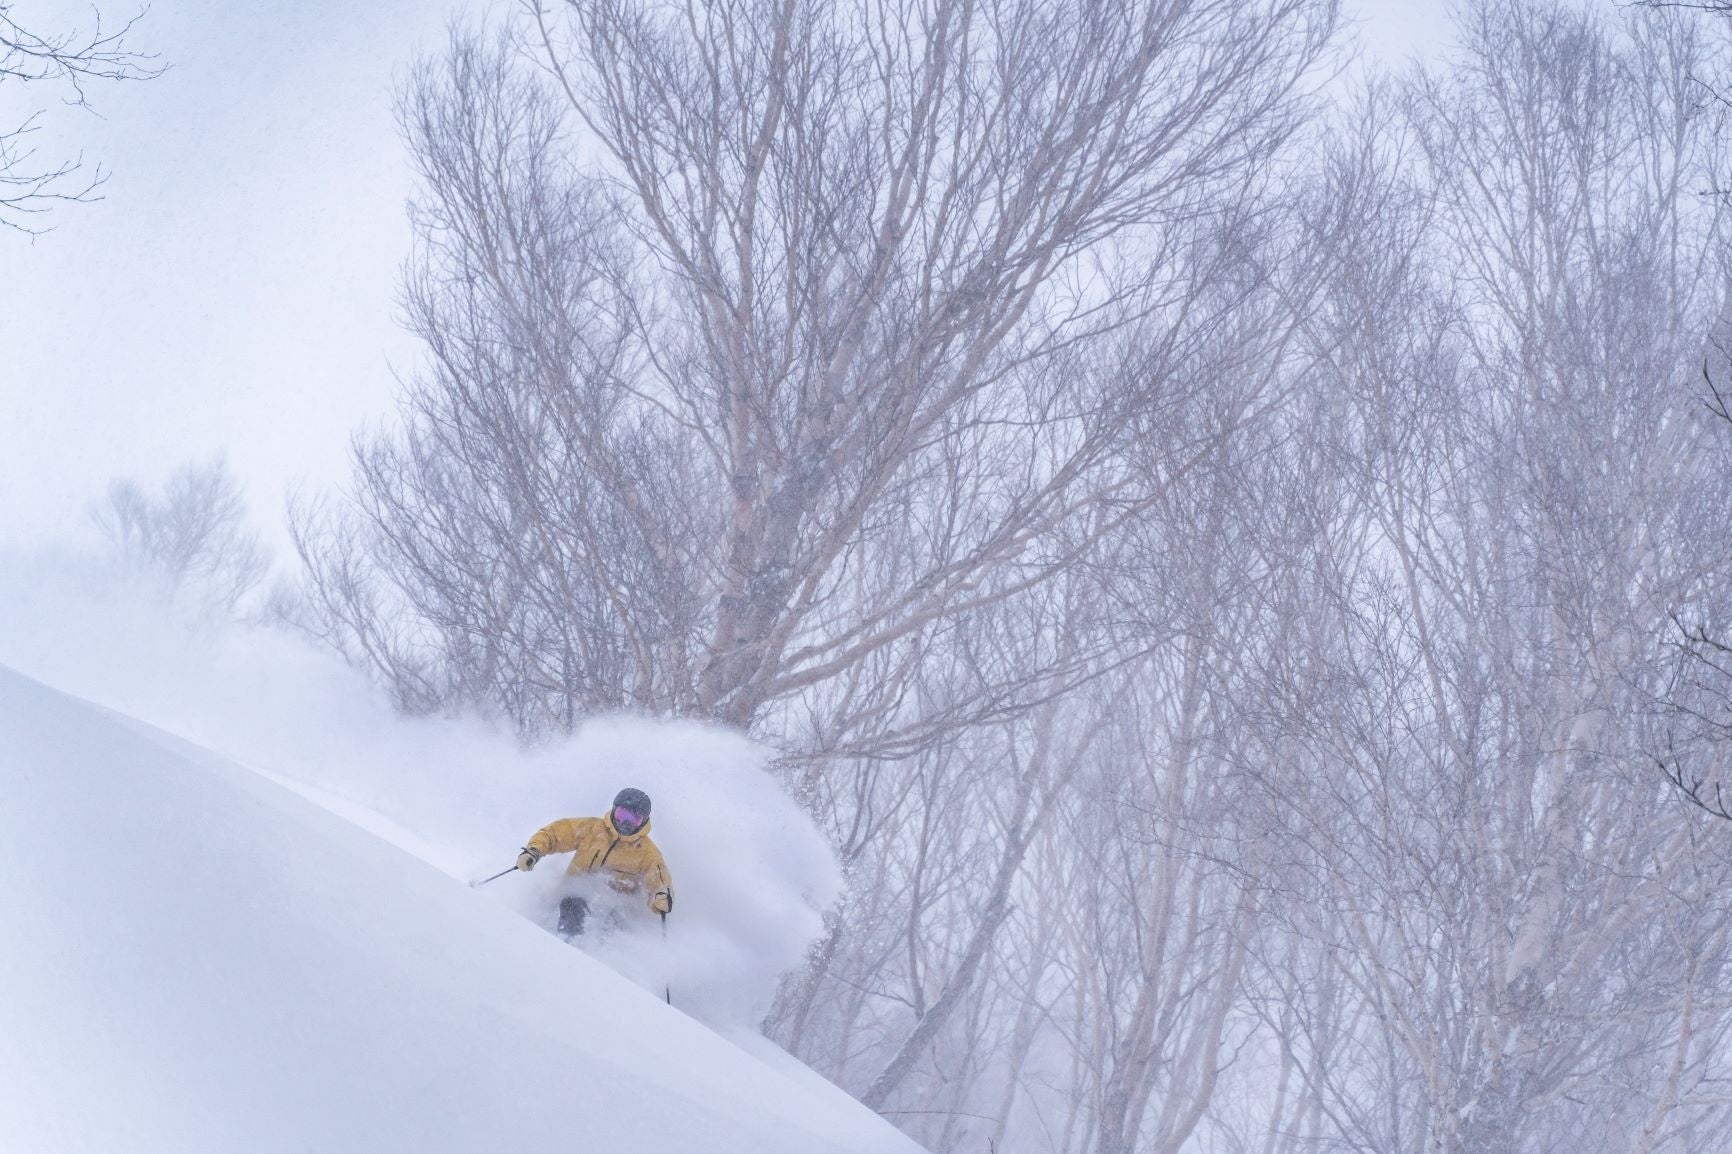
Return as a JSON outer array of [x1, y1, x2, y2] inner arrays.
[[0, 665, 921, 1153]]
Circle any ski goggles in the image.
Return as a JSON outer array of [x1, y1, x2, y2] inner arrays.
[[612, 805, 648, 834]]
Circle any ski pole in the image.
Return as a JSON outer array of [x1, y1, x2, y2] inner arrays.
[[661, 912, 671, 1005], [470, 865, 517, 888]]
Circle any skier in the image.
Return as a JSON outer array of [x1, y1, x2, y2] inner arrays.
[[516, 787, 673, 938]]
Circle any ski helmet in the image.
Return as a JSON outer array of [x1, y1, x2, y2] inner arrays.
[[611, 787, 652, 834]]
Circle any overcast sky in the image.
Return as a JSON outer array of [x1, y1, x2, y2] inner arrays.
[[0, 0, 1468, 552]]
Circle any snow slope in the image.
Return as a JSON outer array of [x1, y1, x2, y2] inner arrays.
[[0, 549, 846, 1033], [0, 665, 923, 1154]]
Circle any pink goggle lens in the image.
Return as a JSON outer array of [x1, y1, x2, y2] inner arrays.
[[612, 805, 646, 831]]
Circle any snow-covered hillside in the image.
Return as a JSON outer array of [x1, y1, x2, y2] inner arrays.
[[0, 665, 924, 1154]]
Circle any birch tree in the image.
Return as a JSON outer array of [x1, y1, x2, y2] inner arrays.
[[293, 0, 1338, 748], [1248, 6, 1732, 1151]]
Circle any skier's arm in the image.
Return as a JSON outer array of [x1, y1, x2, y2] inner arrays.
[[522, 819, 586, 866], [644, 844, 673, 914]]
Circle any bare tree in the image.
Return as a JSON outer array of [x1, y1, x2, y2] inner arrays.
[[0, 2, 159, 232], [288, 17, 1349, 1148], [1648, 364, 1732, 822], [1239, 5, 1732, 1151], [293, 0, 1339, 746], [96, 458, 271, 619]]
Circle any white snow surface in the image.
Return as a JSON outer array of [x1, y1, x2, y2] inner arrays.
[[0, 664, 922, 1153]]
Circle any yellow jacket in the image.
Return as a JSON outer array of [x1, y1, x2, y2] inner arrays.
[[526, 814, 673, 913]]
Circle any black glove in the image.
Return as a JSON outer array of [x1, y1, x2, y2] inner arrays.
[[516, 846, 542, 872]]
